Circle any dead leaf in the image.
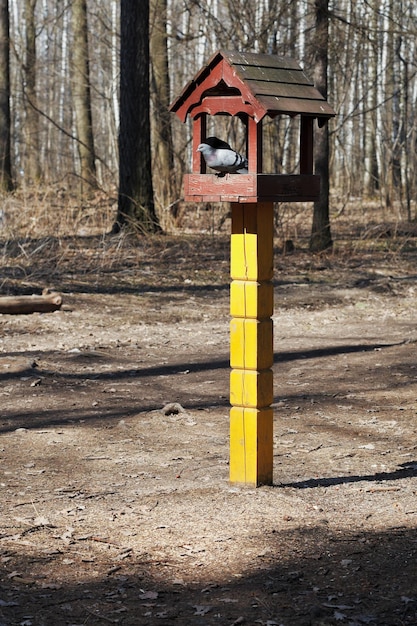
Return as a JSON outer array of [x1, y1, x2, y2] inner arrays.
[[401, 596, 415, 604], [354, 614, 377, 623], [115, 548, 133, 561], [139, 590, 159, 600], [0, 599, 19, 607], [61, 527, 74, 543], [33, 516, 51, 526], [193, 605, 212, 615]]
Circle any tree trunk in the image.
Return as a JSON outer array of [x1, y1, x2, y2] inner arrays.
[[150, 0, 175, 219], [23, 0, 41, 183], [0, 0, 12, 191], [114, 0, 160, 233], [363, 2, 379, 197], [310, 0, 332, 253], [71, 0, 97, 190], [0, 291, 62, 315]]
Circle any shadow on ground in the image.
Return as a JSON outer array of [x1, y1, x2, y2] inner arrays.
[[0, 525, 416, 625]]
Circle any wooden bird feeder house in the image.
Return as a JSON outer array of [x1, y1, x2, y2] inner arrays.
[[169, 49, 336, 203], [170, 51, 336, 487]]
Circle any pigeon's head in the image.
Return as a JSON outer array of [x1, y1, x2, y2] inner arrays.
[[196, 142, 213, 155]]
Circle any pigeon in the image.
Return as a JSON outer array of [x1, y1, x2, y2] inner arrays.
[[196, 136, 248, 175]]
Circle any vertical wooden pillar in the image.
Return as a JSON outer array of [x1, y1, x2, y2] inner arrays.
[[192, 114, 207, 173], [230, 202, 274, 486], [246, 116, 263, 173], [300, 116, 314, 175]]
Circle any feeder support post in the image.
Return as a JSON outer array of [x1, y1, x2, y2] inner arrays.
[[229, 202, 274, 486]]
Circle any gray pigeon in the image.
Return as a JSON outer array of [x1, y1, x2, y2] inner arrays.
[[197, 136, 248, 175]]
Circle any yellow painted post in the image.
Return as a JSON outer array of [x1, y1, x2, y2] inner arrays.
[[230, 202, 274, 486]]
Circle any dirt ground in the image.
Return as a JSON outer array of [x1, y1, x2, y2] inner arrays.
[[1, 216, 417, 625]]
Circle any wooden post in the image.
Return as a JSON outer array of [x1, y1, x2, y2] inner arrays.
[[229, 202, 274, 486], [300, 116, 314, 175], [192, 114, 207, 173], [246, 116, 263, 173]]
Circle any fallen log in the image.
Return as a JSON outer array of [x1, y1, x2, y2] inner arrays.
[[0, 290, 63, 315]]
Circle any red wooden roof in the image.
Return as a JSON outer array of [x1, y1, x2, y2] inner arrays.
[[169, 50, 336, 123]]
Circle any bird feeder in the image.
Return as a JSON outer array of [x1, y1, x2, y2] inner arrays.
[[169, 50, 336, 486]]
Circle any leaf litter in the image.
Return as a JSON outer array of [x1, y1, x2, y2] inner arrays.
[[1, 231, 417, 624]]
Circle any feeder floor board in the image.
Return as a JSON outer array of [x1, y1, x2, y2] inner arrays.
[[184, 173, 320, 203]]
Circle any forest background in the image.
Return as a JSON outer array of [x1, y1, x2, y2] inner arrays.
[[0, 0, 416, 239]]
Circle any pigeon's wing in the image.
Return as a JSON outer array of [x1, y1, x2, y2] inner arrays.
[[215, 148, 247, 172], [204, 136, 232, 150]]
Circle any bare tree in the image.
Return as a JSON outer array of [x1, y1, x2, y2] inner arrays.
[[310, 0, 332, 252], [23, 0, 41, 182], [0, 0, 12, 191], [71, 0, 97, 190], [363, 0, 379, 197], [114, 0, 160, 233], [150, 0, 175, 218]]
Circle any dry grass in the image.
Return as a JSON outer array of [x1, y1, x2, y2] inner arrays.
[[0, 186, 118, 240], [1, 185, 415, 241], [1, 186, 417, 298]]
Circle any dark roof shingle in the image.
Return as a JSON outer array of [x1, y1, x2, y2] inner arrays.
[[170, 49, 336, 122]]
